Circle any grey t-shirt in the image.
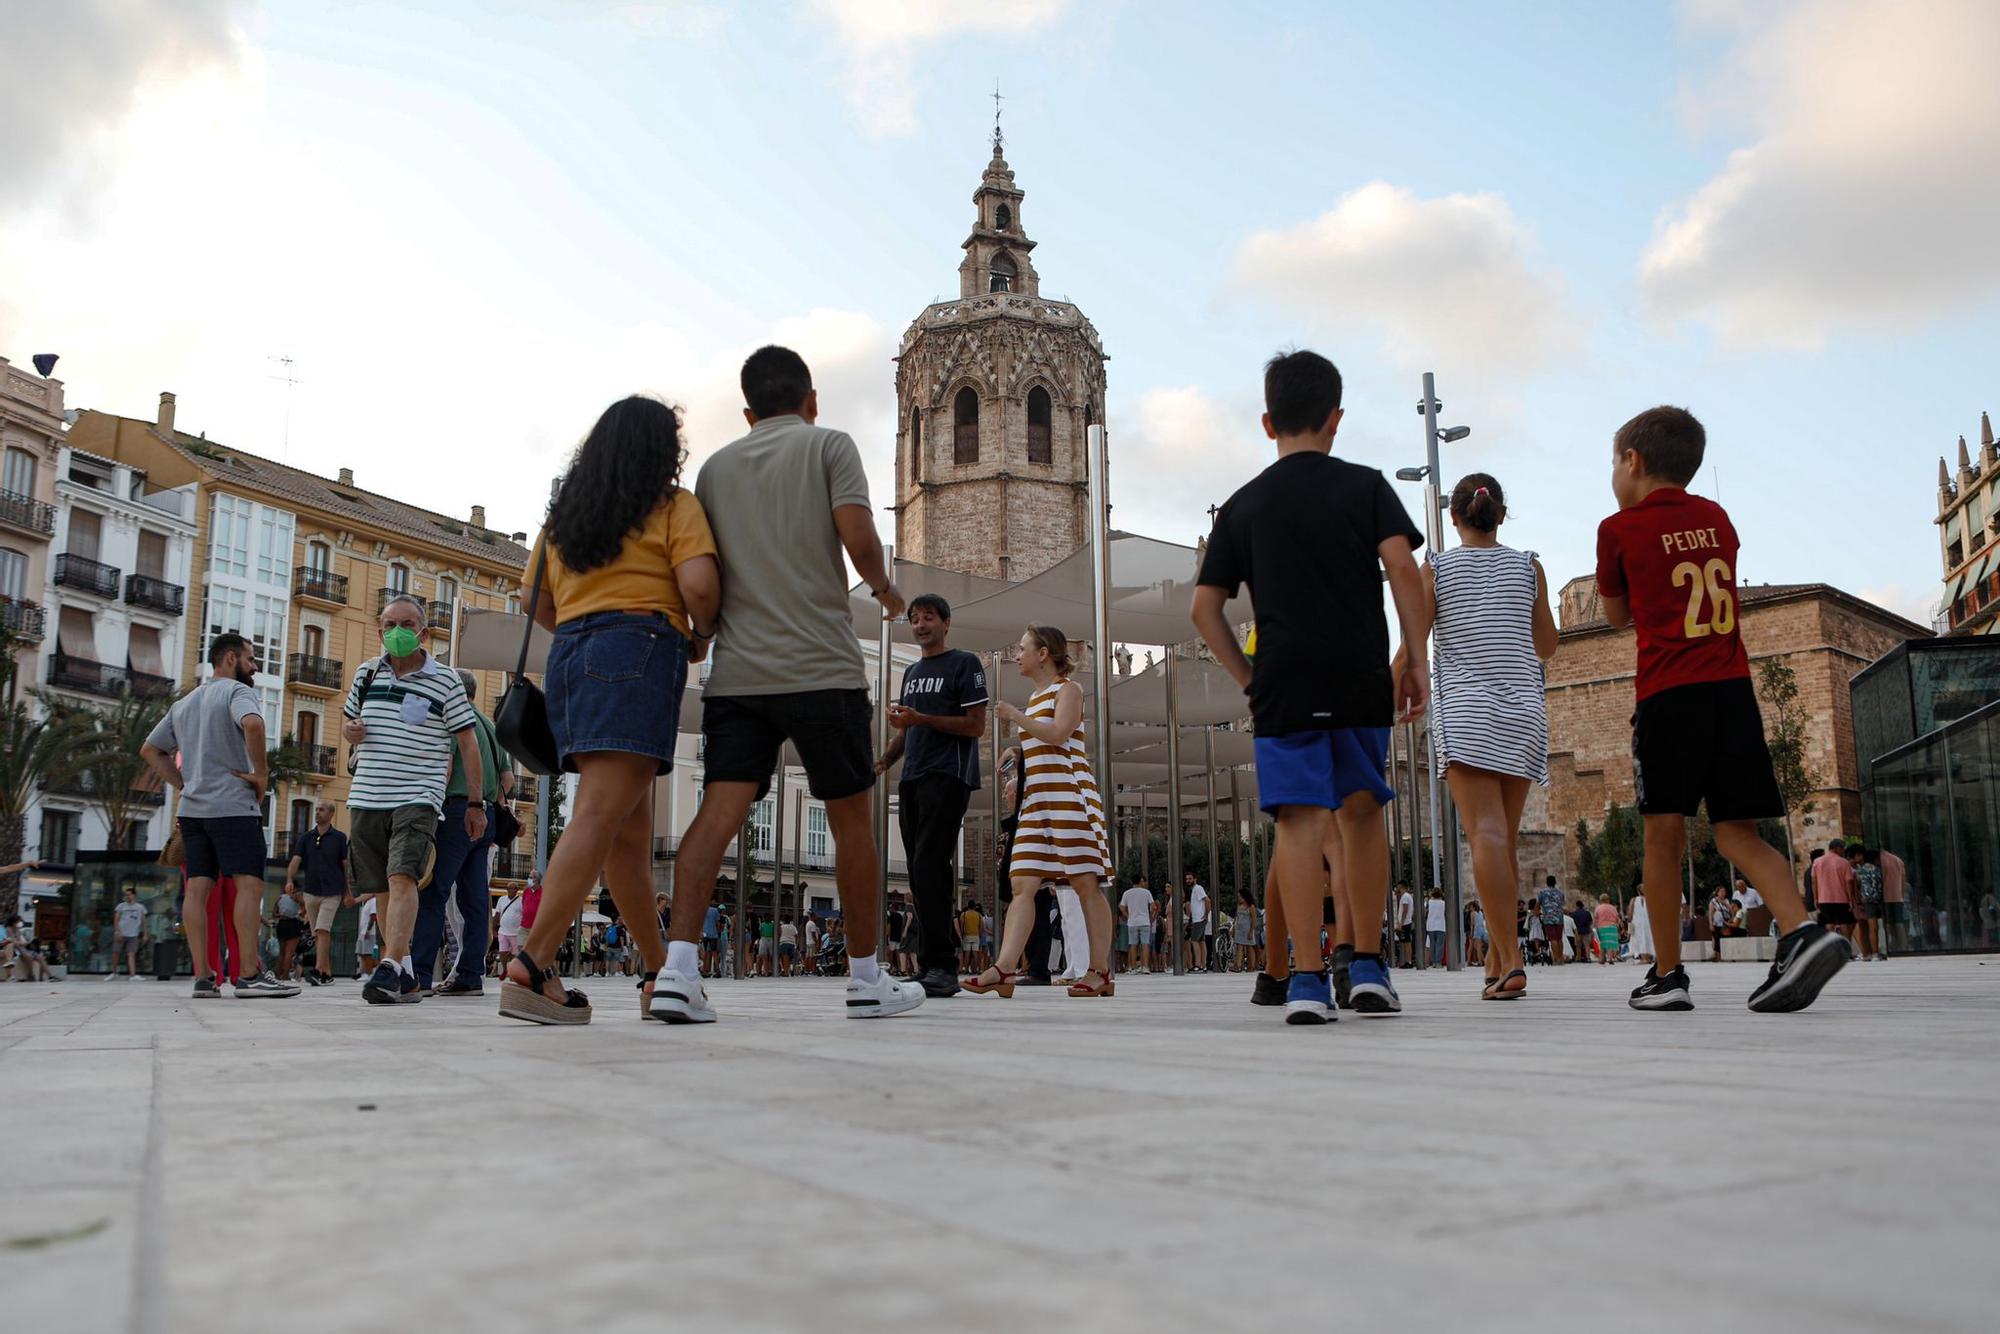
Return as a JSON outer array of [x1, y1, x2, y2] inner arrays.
[[695, 415, 870, 696], [113, 901, 145, 937], [144, 678, 263, 819]]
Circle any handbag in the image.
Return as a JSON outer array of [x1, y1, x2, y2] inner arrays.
[[494, 547, 562, 776]]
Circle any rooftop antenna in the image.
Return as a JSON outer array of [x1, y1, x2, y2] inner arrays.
[[992, 79, 1004, 155], [268, 354, 302, 463]]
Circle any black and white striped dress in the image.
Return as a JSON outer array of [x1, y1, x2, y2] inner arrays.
[[1430, 544, 1549, 785]]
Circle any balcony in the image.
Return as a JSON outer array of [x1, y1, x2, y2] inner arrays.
[[492, 852, 536, 882], [48, 653, 172, 698], [287, 652, 345, 693], [293, 567, 348, 606], [53, 553, 121, 599], [0, 597, 46, 641], [0, 489, 55, 538], [43, 772, 168, 807], [428, 598, 456, 630], [124, 573, 185, 616], [513, 774, 539, 803], [302, 743, 338, 776]]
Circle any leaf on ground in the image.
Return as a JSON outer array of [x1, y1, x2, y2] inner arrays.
[[5, 1217, 111, 1250]]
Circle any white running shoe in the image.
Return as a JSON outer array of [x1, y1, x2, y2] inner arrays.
[[649, 969, 716, 1024], [845, 971, 926, 1019]]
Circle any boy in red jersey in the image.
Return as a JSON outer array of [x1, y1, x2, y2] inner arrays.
[[1597, 406, 1848, 1012]]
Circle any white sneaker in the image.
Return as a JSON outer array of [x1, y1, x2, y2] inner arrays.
[[845, 971, 925, 1019], [649, 969, 716, 1024], [235, 971, 302, 999]]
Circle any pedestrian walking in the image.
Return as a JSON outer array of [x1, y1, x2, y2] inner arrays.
[[285, 802, 349, 986]]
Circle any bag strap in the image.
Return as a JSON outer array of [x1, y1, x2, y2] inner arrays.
[[516, 546, 547, 678]]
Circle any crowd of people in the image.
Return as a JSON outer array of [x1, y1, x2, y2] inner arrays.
[[124, 343, 1875, 1026]]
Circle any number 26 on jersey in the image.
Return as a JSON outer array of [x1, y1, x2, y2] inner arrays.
[[1672, 558, 1736, 638]]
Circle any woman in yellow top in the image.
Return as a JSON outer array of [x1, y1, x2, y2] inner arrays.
[[500, 396, 720, 1027]]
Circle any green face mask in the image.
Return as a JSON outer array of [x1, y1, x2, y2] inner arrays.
[[382, 626, 421, 657]]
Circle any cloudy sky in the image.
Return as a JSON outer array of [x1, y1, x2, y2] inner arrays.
[[4, 0, 1997, 629]]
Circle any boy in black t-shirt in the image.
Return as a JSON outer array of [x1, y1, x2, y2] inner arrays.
[[1193, 349, 1428, 1025]]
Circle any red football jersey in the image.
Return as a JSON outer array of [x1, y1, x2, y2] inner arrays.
[[1595, 488, 1750, 701]]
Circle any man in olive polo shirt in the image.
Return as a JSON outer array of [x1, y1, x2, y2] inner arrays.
[[412, 669, 515, 996]]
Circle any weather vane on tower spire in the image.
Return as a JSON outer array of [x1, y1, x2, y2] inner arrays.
[[992, 79, 1004, 156]]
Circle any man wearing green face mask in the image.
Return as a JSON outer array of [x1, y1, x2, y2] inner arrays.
[[343, 594, 486, 1005]]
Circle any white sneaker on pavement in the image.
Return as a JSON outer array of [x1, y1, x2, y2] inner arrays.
[[649, 969, 716, 1024], [845, 971, 925, 1018]]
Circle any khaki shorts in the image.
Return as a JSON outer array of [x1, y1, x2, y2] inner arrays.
[[303, 893, 344, 932], [349, 805, 438, 892]]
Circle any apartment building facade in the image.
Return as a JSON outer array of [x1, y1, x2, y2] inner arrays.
[[0, 356, 65, 692]]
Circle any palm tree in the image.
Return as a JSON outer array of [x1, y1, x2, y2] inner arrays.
[[0, 699, 86, 901], [51, 691, 174, 852]]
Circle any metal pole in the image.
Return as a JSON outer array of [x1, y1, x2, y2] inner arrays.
[[1163, 648, 1185, 975], [1404, 719, 1427, 966], [1417, 372, 1463, 971], [875, 543, 894, 961], [989, 648, 1005, 940], [1087, 422, 1117, 925], [1229, 765, 1245, 909], [792, 785, 804, 926], [1203, 726, 1218, 964], [772, 759, 786, 971], [735, 814, 751, 977]]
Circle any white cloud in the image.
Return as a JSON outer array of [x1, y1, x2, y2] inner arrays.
[[1642, 0, 2000, 349], [1231, 181, 1580, 377], [0, 0, 247, 215], [809, 0, 1069, 137], [1107, 385, 1264, 542]]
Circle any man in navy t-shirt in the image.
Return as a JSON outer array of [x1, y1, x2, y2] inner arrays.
[[875, 594, 988, 997]]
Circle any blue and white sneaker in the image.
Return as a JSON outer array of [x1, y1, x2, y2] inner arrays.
[[1283, 969, 1335, 1025], [1348, 956, 1402, 1015], [362, 962, 420, 1005]]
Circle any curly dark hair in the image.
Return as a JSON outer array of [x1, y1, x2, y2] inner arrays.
[[547, 396, 686, 574]]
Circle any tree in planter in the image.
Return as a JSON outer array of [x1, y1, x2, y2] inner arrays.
[[53, 691, 173, 851], [0, 700, 86, 909], [1756, 658, 1819, 877]]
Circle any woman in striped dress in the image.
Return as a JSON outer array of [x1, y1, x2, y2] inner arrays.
[[963, 625, 1116, 998], [1395, 473, 1557, 1000]]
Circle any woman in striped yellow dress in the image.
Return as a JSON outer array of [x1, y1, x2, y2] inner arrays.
[[963, 625, 1116, 998]]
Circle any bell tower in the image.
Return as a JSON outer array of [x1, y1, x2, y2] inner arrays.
[[893, 125, 1107, 582]]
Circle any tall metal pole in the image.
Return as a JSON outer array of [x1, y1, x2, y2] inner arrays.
[[735, 815, 751, 978], [1418, 372, 1463, 971], [1203, 726, 1219, 955], [1229, 765, 1245, 908], [770, 762, 784, 965], [1404, 718, 1426, 966], [1086, 423, 1116, 908], [989, 648, 1005, 938], [792, 786, 803, 935], [874, 544, 894, 961], [1163, 648, 1185, 975]]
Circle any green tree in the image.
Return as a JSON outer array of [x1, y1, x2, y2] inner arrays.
[[1756, 658, 1817, 875], [1578, 804, 1644, 906], [0, 700, 86, 903], [545, 773, 567, 853], [54, 691, 174, 851]]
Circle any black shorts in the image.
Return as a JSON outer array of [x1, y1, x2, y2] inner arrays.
[[275, 917, 305, 941], [1632, 678, 1783, 821], [1819, 902, 1856, 926], [179, 815, 268, 881], [701, 689, 873, 801]]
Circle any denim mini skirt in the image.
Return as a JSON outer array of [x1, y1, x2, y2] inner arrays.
[[545, 610, 690, 773]]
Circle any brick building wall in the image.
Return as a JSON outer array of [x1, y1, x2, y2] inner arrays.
[[1539, 577, 1926, 877]]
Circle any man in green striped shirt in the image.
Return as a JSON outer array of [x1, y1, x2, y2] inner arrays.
[[342, 595, 485, 1005]]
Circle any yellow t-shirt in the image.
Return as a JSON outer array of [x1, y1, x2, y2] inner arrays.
[[960, 909, 981, 937], [527, 490, 716, 636]]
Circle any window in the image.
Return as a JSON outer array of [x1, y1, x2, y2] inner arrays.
[[39, 809, 78, 865], [297, 710, 319, 751], [1027, 386, 1053, 465], [2, 448, 35, 498], [302, 623, 324, 658], [210, 495, 252, 577], [289, 799, 312, 839], [438, 575, 458, 606], [750, 797, 774, 853], [807, 804, 829, 861], [388, 563, 409, 593], [256, 508, 294, 585], [995, 203, 1012, 231], [306, 541, 330, 573], [988, 251, 1016, 293], [57, 605, 98, 662], [953, 387, 979, 465], [202, 585, 246, 664], [122, 820, 149, 852], [0, 547, 25, 601], [137, 530, 168, 580], [66, 508, 102, 561], [507, 594, 520, 616], [128, 625, 166, 679], [250, 594, 286, 676], [909, 408, 923, 485]]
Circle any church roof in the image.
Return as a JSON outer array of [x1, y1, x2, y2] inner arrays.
[[1560, 580, 1929, 639]]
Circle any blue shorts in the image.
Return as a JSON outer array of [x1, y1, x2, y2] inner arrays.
[[1254, 728, 1393, 814]]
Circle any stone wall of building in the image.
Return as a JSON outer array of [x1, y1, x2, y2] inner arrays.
[[1540, 578, 1926, 878]]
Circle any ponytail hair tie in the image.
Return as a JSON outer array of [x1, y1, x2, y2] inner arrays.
[[1474, 486, 1490, 498]]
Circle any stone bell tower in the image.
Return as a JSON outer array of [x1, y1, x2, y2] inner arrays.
[[893, 126, 1108, 581]]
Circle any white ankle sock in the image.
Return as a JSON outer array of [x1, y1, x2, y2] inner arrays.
[[665, 941, 699, 976], [849, 955, 881, 984], [399, 956, 414, 976]]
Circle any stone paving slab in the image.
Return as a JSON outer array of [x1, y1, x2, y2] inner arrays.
[[4, 957, 1996, 1334]]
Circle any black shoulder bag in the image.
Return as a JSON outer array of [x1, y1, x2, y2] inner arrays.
[[494, 548, 562, 776]]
